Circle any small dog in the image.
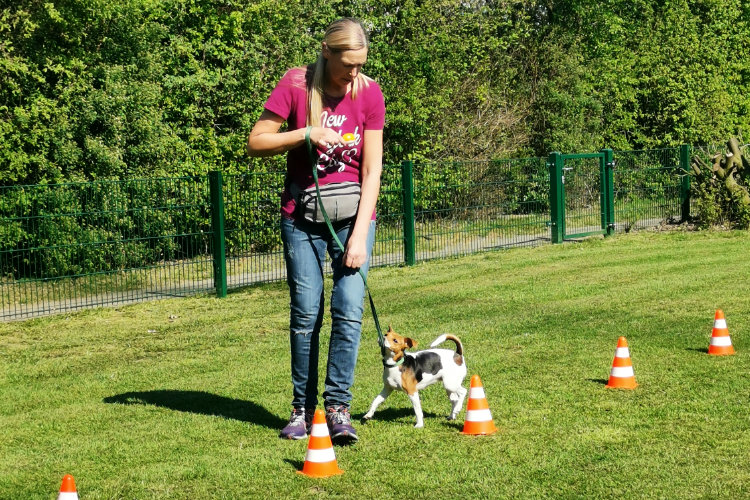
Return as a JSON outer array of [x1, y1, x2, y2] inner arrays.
[[363, 326, 468, 428]]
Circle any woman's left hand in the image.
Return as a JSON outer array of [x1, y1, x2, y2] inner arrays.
[[343, 235, 368, 269]]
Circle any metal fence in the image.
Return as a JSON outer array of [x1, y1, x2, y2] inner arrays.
[[408, 157, 551, 261], [0, 147, 691, 320], [612, 147, 688, 232]]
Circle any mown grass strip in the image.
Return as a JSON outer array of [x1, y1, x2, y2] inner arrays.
[[1, 230, 749, 498]]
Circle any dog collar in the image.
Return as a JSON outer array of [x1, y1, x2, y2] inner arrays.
[[383, 357, 404, 367]]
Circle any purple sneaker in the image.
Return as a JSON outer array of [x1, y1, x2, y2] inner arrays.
[[325, 405, 358, 444], [279, 408, 314, 440]]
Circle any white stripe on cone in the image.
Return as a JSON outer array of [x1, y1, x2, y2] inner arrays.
[[710, 336, 733, 347], [465, 408, 493, 422], [58, 494, 78, 500], [304, 447, 337, 463], [615, 347, 630, 357], [714, 319, 727, 329], [469, 387, 486, 399], [310, 423, 329, 437], [610, 366, 635, 378]]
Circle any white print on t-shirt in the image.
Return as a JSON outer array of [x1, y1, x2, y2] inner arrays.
[[321, 111, 347, 129], [317, 153, 344, 172], [340, 147, 356, 165], [318, 124, 361, 173]]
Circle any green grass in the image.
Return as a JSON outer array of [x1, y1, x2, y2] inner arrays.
[[2, 230, 750, 499]]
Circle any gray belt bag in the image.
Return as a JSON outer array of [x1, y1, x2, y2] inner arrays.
[[290, 181, 361, 224]]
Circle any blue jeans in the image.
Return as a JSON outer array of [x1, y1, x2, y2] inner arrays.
[[281, 217, 376, 410]]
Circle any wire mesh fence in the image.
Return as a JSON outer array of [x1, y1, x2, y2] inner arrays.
[[0, 177, 214, 320], [1, 148, 690, 320], [411, 158, 550, 261], [223, 171, 287, 288], [612, 148, 684, 232]]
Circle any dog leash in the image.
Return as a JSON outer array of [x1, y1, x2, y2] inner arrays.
[[304, 126, 387, 355]]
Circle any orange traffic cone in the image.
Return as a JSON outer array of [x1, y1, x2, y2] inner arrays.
[[461, 375, 497, 435], [297, 409, 344, 478], [708, 309, 735, 356], [605, 337, 637, 389], [57, 475, 78, 500]]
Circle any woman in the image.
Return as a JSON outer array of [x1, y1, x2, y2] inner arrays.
[[247, 18, 385, 444]]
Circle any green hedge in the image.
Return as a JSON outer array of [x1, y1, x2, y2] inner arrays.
[[2, 1, 749, 185], [0, 178, 211, 279]]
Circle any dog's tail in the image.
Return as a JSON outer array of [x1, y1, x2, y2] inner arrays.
[[430, 334, 463, 356]]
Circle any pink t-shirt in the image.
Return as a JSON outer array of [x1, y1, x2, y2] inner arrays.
[[263, 66, 386, 220]]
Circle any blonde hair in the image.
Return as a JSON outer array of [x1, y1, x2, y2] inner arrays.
[[307, 18, 370, 127]]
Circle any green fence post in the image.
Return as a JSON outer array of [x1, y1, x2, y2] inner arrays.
[[209, 171, 227, 298], [602, 148, 615, 236], [548, 152, 564, 243], [401, 160, 416, 265], [680, 144, 692, 222]]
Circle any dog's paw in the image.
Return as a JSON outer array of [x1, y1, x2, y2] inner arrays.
[[414, 422, 424, 428], [360, 415, 372, 424]]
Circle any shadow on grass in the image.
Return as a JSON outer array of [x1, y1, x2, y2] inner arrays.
[[103, 390, 285, 429], [444, 420, 463, 432], [283, 459, 304, 472], [686, 347, 709, 354], [588, 378, 609, 386], [355, 406, 425, 421], [355, 406, 441, 425]]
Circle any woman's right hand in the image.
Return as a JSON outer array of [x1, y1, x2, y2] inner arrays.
[[247, 110, 352, 158], [308, 126, 347, 151]]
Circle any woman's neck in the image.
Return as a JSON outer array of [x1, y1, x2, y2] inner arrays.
[[324, 82, 349, 98]]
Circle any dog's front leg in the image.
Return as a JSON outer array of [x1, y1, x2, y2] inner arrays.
[[407, 392, 424, 428], [362, 386, 392, 422], [448, 385, 468, 420]]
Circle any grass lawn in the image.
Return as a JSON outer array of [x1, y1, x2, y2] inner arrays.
[[1, 230, 749, 499]]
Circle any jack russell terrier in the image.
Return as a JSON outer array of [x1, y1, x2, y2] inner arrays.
[[362, 326, 468, 428]]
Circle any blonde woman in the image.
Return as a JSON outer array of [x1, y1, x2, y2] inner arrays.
[[247, 18, 385, 444]]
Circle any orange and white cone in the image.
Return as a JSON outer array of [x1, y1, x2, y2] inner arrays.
[[708, 309, 735, 355], [605, 337, 637, 389], [297, 409, 344, 478], [57, 475, 78, 500], [461, 375, 497, 435]]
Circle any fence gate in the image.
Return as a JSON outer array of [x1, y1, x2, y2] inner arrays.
[[548, 150, 615, 243]]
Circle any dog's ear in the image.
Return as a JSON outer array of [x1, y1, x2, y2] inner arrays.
[[405, 338, 418, 349], [387, 325, 394, 333]]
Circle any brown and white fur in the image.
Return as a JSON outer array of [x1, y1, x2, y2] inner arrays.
[[363, 326, 468, 428]]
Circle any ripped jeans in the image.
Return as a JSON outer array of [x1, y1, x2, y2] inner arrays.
[[281, 217, 376, 410]]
